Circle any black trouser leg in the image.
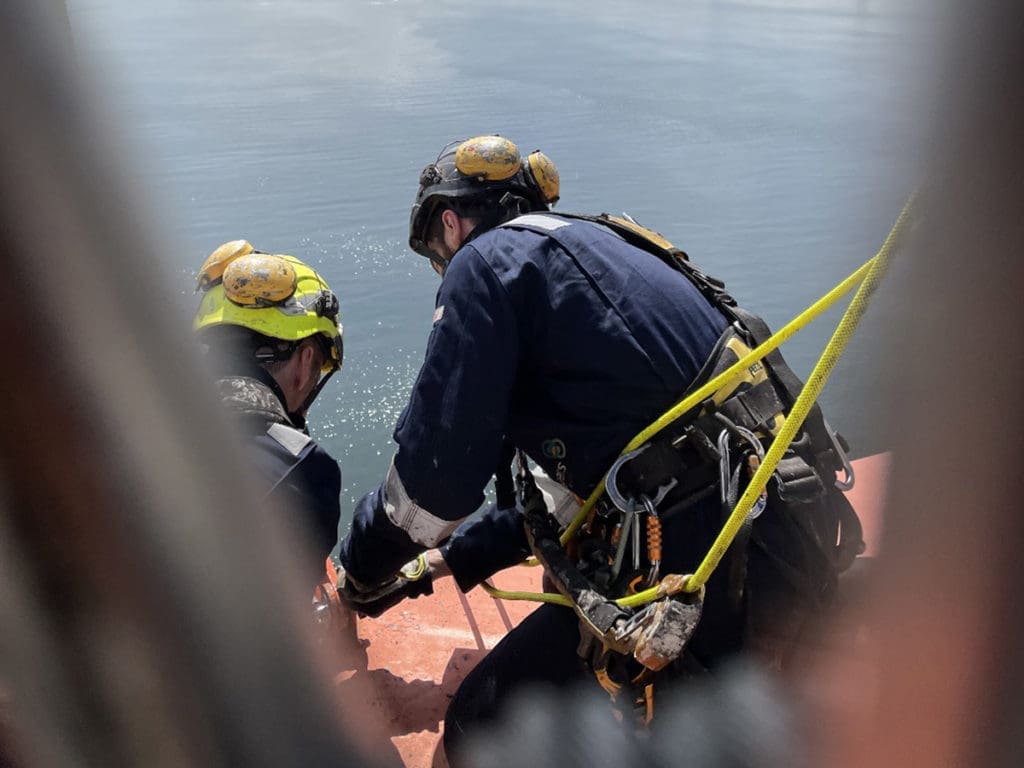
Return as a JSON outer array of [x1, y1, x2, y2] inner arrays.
[[443, 603, 594, 766]]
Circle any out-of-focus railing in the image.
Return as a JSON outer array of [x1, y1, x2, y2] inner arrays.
[[0, 2, 385, 766], [813, 0, 1024, 765], [464, 1, 1024, 767]]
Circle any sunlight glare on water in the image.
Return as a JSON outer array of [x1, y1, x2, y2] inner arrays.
[[68, 0, 936, 518]]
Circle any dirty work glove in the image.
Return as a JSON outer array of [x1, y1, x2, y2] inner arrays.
[[337, 554, 434, 618]]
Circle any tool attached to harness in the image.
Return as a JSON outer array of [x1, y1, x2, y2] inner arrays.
[[513, 322, 855, 723], [521, 497, 704, 725]]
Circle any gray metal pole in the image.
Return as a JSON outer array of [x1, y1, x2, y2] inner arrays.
[[0, 2, 385, 766], [462, 1, 1024, 766]]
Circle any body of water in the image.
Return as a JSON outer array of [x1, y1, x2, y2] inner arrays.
[[69, 0, 935, 517]]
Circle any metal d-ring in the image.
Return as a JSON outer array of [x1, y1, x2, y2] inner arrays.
[[824, 418, 856, 491]]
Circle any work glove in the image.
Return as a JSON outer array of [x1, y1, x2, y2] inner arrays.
[[336, 554, 434, 618]]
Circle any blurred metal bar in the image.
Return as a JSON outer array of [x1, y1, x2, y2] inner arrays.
[[812, 1, 1024, 766], [0, 2, 385, 766], [455, 1, 1024, 766]]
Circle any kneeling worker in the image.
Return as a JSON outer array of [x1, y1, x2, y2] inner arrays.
[[193, 241, 345, 591]]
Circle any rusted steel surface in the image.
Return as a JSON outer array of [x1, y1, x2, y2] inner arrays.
[[841, 452, 889, 557], [337, 567, 544, 768]]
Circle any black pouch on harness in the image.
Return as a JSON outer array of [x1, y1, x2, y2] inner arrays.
[[739, 443, 856, 664], [775, 433, 864, 572]]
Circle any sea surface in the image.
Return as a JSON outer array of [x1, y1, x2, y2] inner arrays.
[[68, 0, 936, 518]]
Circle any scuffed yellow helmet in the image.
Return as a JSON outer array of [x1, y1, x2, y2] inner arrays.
[[525, 150, 560, 206], [195, 239, 254, 291], [193, 243, 343, 373]]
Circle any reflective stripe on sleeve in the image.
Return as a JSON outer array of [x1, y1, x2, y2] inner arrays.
[[382, 457, 462, 546]]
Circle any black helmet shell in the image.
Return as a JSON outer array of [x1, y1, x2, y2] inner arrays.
[[408, 135, 558, 260]]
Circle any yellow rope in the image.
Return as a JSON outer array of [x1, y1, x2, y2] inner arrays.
[[482, 581, 573, 607], [670, 196, 912, 596], [481, 196, 914, 606], [560, 256, 875, 544]]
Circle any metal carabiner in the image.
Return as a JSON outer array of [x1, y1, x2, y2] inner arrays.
[[713, 413, 766, 463], [610, 508, 634, 582], [717, 428, 732, 506], [715, 416, 767, 520], [606, 444, 678, 514], [824, 418, 856, 491]]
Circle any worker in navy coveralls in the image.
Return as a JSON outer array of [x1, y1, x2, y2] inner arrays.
[[337, 136, 859, 762]]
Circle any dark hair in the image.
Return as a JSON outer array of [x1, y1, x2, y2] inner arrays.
[[448, 191, 537, 238], [424, 203, 449, 246]]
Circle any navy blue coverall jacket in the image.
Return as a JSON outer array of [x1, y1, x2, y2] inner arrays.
[[340, 213, 729, 589], [218, 372, 342, 590]]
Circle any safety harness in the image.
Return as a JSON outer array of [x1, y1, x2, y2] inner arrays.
[[485, 209, 898, 724]]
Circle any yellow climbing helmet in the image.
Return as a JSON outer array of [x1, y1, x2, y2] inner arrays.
[[193, 242, 343, 373], [409, 135, 560, 261]]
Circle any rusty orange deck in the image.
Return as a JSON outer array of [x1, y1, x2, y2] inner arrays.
[[335, 453, 889, 768]]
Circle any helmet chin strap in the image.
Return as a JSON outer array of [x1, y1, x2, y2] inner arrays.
[[290, 367, 337, 430], [429, 253, 450, 275]]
